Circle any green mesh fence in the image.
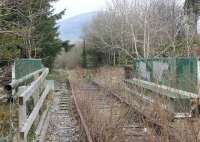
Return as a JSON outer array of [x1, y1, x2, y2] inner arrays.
[[15, 59, 43, 80], [133, 57, 198, 93]]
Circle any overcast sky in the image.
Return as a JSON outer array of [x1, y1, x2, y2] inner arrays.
[[52, 0, 109, 20], [53, 0, 185, 21]]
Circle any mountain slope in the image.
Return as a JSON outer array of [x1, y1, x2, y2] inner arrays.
[[57, 12, 96, 41]]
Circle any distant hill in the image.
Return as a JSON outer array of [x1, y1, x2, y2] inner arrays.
[[57, 12, 97, 41]]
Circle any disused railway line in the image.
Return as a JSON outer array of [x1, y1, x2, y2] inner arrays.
[[69, 79, 161, 142], [90, 80, 185, 142], [92, 79, 200, 142], [46, 81, 88, 142], [0, 63, 197, 142]]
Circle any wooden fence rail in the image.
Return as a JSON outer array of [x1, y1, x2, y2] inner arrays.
[[125, 78, 199, 99], [17, 68, 54, 142], [124, 78, 200, 118]]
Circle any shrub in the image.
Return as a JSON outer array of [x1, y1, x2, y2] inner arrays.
[[54, 46, 82, 69]]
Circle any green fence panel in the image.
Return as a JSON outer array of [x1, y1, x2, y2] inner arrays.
[[133, 57, 198, 93], [176, 58, 197, 93], [15, 59, 43, 80]]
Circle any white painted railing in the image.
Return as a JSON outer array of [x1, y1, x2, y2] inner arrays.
[[17, 68, 54, 142], [125, 78, 199, 99], [124, 78, 200, 117]]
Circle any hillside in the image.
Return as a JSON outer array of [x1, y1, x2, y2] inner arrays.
[[57, 12, 96, 41]]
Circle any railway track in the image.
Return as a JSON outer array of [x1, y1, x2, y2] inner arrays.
[[46, 81, 86, 142], [70, 80, 156, 142], [91, 80, 196, 142], [45, 77, 195, 142]]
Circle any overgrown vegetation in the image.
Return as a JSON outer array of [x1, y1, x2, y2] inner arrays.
[[1, 0, 200, 141], [54, 44, 82, 69], [70, 67, 200, 142]]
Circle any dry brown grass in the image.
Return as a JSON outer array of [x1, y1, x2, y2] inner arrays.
[[95, 67, 200, 141], [72, 84, 129, 142], [0, 102, 18, 139], [69, 67, 200, 142], [69, 69, 148, 142], [0, 104, 11, 136]]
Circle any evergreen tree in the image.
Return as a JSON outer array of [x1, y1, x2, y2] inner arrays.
[[82, 40, 87, 68], [0, 0, 65, 68], [32, 0, 65, 68]]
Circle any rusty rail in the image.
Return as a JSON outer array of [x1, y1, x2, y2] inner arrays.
[[69, 80, 93, 142], [92, 80, 182, 142], [92, 80, 165, 125]]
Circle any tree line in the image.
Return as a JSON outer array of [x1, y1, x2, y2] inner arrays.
[[82, 0, 200, 65], [0, 0, 71, 68]]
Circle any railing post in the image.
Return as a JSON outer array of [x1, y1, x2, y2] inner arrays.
[[33, 72, 42, 129], [19, 95, 27, 142], [18, 86, 28, 142], [19, 101, 26, 129], [20, 132, 27, 142], [18, 86, 27, 129]]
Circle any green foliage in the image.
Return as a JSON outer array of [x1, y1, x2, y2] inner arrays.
[[0, 47, 20, 60], [27, 125, 36, 142], [0, 0, 65, 69], [28, 0, 65, 68]]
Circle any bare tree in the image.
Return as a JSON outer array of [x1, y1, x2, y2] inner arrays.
[[82, 0, 191, 62]]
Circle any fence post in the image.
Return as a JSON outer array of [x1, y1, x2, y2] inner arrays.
[[18, 86, 27, 129], [19, 94, 27, 142], [33, 72, 43, 129]]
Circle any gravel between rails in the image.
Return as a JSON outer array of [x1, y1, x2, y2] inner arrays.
[[45, 81, 86, 142]]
